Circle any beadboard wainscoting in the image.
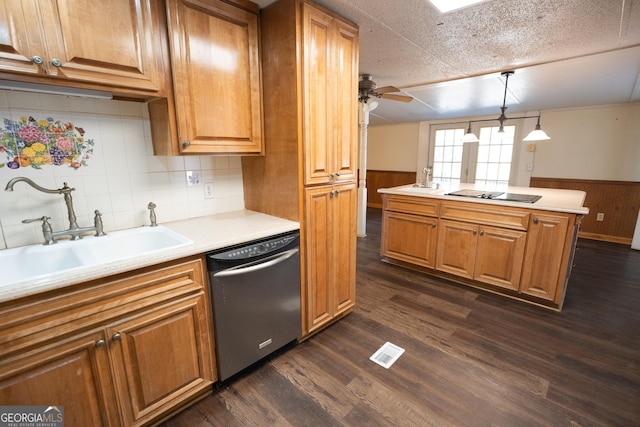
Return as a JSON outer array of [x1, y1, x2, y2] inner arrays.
[[0, 89, 244, 249]]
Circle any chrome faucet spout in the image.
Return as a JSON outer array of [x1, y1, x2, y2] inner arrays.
[[5, 176, 74, 194]]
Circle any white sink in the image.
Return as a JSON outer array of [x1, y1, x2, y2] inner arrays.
[[397, 185, 442, 194], [0, 226, 193, 287]]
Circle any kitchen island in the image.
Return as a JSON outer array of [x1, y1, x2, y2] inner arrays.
[[378, 183, 589, 310]]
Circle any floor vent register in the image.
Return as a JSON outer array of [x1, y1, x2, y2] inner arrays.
[[370, 342, 405, 369]]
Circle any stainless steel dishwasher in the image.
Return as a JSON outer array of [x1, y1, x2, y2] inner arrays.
[[207, 230, 301, 381]]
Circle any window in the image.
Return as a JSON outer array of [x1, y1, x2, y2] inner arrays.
[[432, 127, 464, 183], [430, 124, 515, 188], [475, 125, 514, 188]]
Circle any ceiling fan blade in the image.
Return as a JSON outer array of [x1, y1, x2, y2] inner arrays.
[[381, 93, 413, 103], [374, 86, 400, 94]]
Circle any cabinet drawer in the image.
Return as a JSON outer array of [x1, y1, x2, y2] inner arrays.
[[440, 201, 529, 231], [384, 195, 440, 217]]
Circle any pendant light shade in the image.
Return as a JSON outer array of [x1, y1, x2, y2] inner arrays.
[[523, 116, 550, 141], [460, 122, 479, 142]]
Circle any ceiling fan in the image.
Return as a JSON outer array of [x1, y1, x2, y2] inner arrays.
[[358, 74, 413, 103]]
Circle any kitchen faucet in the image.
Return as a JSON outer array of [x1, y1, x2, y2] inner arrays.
[[4, 177, 106, 244]]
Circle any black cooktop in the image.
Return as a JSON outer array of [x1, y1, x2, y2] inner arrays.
[[446, 189, 542, 203]]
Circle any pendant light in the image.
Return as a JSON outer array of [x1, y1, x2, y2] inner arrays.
[[456, 70, 551, 143], [523, 115, 551, 141], [460, 122, 480, 142]]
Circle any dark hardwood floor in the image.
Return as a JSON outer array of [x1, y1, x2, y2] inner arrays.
[[160, 208, 640, 426]]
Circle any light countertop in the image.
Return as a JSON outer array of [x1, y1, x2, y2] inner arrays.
[[0, 210, 299, 304], [378, 183, 589, 215]]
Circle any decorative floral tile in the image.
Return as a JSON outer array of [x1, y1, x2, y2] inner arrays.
[[0, 116, 94, 170]]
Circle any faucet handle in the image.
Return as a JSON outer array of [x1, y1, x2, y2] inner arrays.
[[22, 216, 51, 224], [22, 216, 55, 245]]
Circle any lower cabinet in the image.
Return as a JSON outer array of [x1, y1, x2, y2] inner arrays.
[[436, 219, 526, 290], [304, 183, 356, 334], [520, 213, 572, 302], [381, 193, 582, 309], [382, 211, 438, 269], [0, 256, 216, 427]]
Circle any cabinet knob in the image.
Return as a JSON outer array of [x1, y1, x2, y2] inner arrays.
[[432, 222, 437, 228], [50, 58, 62, 67], [95, 339, 106, 348], [330, 173, 335, 179], [335, 172, 340, 177], [183, 140, 191, 148], [31, 55, 44, 65], [472, 229, 477, 235], [479, 229, 484, 236], [112, 332, 122, 342], [533, 217, 539, 224]]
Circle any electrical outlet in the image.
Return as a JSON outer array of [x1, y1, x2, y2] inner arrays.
[[204, 182, 214, 199], [596, 212, 604, 221], [526, 164, 534, 172]]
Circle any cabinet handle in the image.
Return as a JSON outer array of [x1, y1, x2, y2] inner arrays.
[[95, 339, 106, 348], [183, 140, 191, 148], [533, 217, 539, 224], [31, 55, 44, 65], [472, 229, 477, 235], [335, 172, 340, 177], [432, 222, 436, 228], [329, 173, 335, 179], [50, 58, 62, 67], [479, 229, 484, 236], [111, 333, 122, 342]]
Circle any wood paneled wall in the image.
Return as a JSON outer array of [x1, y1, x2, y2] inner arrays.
[[364, 170, 416, 208], [530, 177, 640, 244]]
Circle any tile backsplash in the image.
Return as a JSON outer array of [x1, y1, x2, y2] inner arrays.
[[0, 89, 244, 249]]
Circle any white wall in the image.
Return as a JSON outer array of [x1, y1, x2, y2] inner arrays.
[[367, 103, 640, 184], [367, 122, 420, 171], [532, 104, 640, 180], [0, 89, 245, 249]]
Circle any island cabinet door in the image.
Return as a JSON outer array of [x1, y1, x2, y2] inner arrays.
[[0, 329, 119, 427], [520, 213, 571, 302], [108, 294, 216, 426], [436, 219, 477, 279], [382, 211, 438, 269], [474, 225, 526, 290]]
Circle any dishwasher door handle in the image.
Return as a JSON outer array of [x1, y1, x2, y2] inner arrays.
[[213, 248, 299, 278]]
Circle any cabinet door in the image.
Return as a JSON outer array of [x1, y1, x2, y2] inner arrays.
[[305, 186, 333, 331], [382, 211, 438, 269], [304, 183, 356, 333], [109, 294, 216, 426], [331, 19, 358, 182], [474, 225, 526, 290], [0, 1, 47, 75], [166, 0, 263, 154], [520, 213, 570, 302], [436, 219, 477, 278], [0, 330, 119, 427], [303, 5, 333, 184], [332, 183, 357, 316]]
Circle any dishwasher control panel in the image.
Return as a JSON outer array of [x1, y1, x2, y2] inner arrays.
[[209, 232, 299, 261]]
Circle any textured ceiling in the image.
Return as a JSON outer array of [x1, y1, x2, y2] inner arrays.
[[253, 0, 640, 125]]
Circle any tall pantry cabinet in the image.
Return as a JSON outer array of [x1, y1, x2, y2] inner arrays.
[[242, 0, 359, 337]]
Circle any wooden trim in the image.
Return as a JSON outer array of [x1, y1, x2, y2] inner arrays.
[[578, 231, 632, 245]]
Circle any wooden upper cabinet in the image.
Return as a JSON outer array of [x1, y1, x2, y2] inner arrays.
[[0, 1, 47, 76], [302, 4, 358, 185], [157, 0, 263, 155], [0, 0, 164, 94]]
